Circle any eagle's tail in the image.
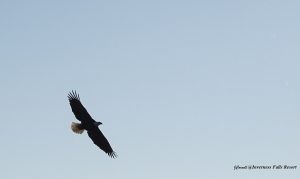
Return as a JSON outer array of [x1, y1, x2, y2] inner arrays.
[[71, 122, 84, 134]]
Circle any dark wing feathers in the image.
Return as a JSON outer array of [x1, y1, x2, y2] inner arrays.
[[68, 90, 95, 123], [88, 129, 117, 158]]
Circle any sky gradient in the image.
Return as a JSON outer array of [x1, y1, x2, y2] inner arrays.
[[1, 0, 300, 178]]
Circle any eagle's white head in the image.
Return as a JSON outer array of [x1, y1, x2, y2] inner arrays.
[[94, 121, 102, 126]]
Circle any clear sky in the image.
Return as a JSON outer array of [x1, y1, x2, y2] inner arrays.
[[0, 0, 300, 178]]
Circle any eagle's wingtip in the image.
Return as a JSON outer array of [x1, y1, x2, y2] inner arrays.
[[109, 151, 118, 158], [68, 90, 80, 101]]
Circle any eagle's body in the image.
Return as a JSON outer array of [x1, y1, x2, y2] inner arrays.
[[68, 91, 117, 158]]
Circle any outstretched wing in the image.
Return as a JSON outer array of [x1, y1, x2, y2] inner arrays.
[[68, 90, 95, 123], [87, 128, 117, 158]]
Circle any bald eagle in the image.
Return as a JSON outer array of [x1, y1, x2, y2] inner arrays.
[[68, 91, 117, 158]]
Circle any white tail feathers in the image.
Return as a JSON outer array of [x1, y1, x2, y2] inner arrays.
[[71, 122, 84, 134]]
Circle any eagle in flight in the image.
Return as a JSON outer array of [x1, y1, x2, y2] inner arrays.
[[68, 91, 117, 158]]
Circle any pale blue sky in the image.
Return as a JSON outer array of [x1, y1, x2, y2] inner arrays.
[[1, 0, 300, 178]]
